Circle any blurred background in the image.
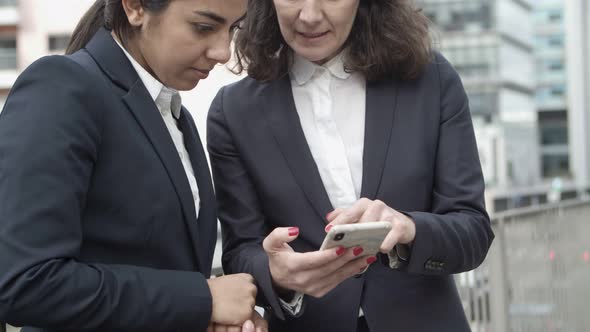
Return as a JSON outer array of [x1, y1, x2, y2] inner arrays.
[[0, 0, 588, 331]]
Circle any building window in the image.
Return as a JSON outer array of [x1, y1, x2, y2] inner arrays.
[[548, 62, 564, 71], [0, 0, 17, 7], [539, 111, 568, 145], [0, 36, 17, 70], [548, 11, 562, 23], [540, 125, 568, 145], [548, 36, 564, 47], [468, 90, 497, 117], [419, 0, 492, 33], [49, 34, 71, 52], [542, 155, 570, 178], [443, 44, 497, 79], [551, 86, 565, 97]]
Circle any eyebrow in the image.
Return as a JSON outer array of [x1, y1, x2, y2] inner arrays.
[[194, 10, 247, 26], [194, 10, 226, 24]]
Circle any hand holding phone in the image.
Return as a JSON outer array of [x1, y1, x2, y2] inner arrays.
[[265, 227, 375, 299], [320, 221, 391, 256], [320, 221, 391, 275]]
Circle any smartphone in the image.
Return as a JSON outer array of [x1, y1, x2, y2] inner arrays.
[[320, 221, 392, 256]]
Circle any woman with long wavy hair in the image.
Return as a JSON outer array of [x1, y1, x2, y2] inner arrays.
[[207, 0, 494, 331]]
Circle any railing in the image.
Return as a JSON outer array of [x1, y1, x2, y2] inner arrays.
[[3, 199, 589, 331], [457, 198, 590, 332], [210, 197, 590, 331]]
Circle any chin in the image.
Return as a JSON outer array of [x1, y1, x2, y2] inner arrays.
[[173, 80, 199, 92], [296, 47, 338, 64]]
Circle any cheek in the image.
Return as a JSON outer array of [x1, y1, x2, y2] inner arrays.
[[334, 12, 356, 38], [169, 43, 200, 65], [275, 7, 298, 32], [276, 16, 294, 36]]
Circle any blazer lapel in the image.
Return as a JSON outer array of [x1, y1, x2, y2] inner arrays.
[[122, 80, 202, 266], [263, 76, 334, 220], [85, 28, 202, 266], [360, 79, 399, 199]]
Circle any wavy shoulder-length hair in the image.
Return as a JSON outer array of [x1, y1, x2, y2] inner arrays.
[[233, 0, 432, 82]]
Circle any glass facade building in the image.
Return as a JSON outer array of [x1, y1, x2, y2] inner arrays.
[[564, 0, 590, 192], [419, 0, 539, 188], [534, 0, 570, 179]]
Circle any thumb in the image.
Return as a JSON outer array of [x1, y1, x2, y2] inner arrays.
[[263, 227, 299, 253]]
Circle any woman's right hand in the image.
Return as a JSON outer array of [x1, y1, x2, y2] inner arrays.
[[207, 274, 257, 326], [262, 227, 377, 298]]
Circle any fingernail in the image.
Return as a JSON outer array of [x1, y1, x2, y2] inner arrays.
[[336, 246, 345, 256], [243, 320, 254, 332], [353, 247, 364, 256], [366, 256, 377, 264], [325, 224, 333, 232], [326, 211, 333, 220], [288, 227, 299, 236]]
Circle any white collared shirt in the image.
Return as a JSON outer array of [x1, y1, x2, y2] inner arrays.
[[114, 38, 200, 220], [290, 53, 366, 210], [280, 53, 367, 317]]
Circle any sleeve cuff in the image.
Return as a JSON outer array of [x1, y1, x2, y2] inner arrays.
[[278, 292, 305, 317], [386, 244, 411, 270]]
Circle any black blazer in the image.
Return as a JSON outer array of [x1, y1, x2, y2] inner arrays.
[[0, 28, 216, 332], [207, 53, 494, 332]]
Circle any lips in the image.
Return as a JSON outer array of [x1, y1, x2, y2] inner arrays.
[[192, 68, 211, 79], [298, 31, 329, 39]]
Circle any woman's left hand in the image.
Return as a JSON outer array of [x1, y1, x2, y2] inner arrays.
[[326, 198, 416, 253]]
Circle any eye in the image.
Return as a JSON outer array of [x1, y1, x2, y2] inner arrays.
[[192, 23, 215, 34]]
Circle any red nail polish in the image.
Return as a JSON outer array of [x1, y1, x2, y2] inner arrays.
[[325, 224, 333, 232], [288, 227, 299, 236], [336, 246, 345, 256], [366, 256, 377, 264], [353, 247, 364, 256]]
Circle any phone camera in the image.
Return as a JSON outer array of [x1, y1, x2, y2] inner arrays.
[[334, 233, 345, 241]]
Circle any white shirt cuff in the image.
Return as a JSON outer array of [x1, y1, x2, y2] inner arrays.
[[278, 291, 305, 317]]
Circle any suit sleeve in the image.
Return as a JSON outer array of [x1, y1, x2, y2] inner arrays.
[[207, 87, 288, 320], [0, 56, 212, 332], [404, 54, 495, 275]]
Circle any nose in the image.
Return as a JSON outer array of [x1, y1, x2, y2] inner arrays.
[[299, 0, 323, 26], [206, 33, 232, 65]]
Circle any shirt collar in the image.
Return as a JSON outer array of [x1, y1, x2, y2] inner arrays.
[[291, 51, 351, 86], [113, 36, 181, 119], [156, 87, 182, 119]]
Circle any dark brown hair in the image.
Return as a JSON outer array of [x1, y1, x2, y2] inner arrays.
[[66, 0, 171, 55], [233, 0, 432, 82]]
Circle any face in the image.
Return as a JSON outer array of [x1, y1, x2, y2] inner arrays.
[[273, 0, 360, 64], [124, 0, 246, 90]]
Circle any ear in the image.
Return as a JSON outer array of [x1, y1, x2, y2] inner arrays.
[[121, 0, 146, 27]]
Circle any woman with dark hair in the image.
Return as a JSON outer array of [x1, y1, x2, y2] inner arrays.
[[0, 1, 266, 332], [207, 0, 494, 331]]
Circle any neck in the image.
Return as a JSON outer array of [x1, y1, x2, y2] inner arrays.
[[111, 31, 159, 81]]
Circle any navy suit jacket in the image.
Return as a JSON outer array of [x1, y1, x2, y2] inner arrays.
[[0, 28, 216, 332], [207, 53, 494, 332]]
